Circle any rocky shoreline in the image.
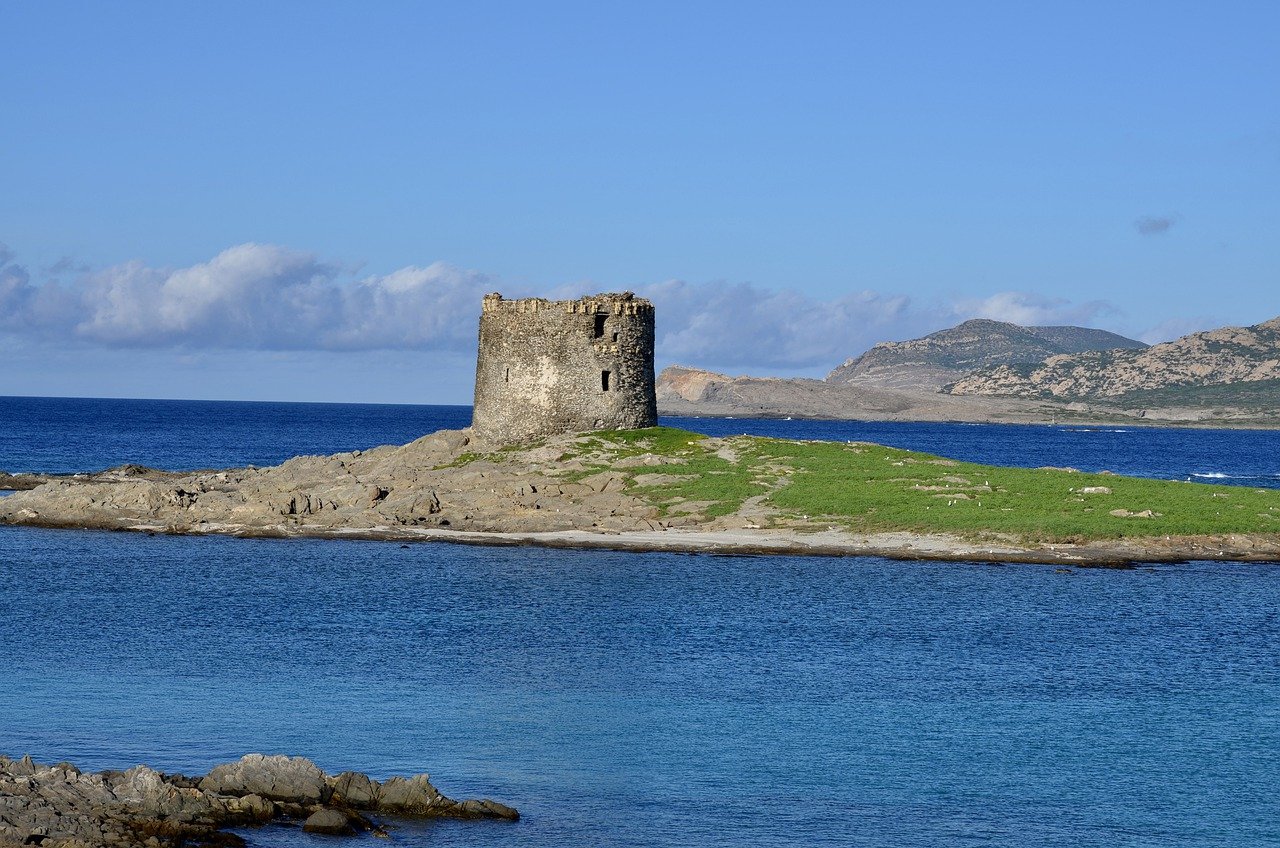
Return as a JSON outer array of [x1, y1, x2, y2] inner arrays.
[[0, 752, 516, 848], [2, 427, 1278, 566]]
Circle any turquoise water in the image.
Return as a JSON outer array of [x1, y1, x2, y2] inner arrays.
[[1, 398, 1279, 845], [3, 529, 1278, 847]]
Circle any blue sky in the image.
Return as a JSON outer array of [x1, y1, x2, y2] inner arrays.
[[2, 1, 1277, 403]]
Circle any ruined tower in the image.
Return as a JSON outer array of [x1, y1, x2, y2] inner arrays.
[[471, 292, 657, 444]]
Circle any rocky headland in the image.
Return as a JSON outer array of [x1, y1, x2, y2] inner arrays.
[[656, 364, 1112, 424], [3, 427, 1278, 566], [656, 317, 1280, 427], [0, 752, 517, 848]]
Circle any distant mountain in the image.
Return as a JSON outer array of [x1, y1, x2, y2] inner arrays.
[[826, 319, 1148, 390], [946, 316, 1280, 403], [655, 364, 1054, 422]]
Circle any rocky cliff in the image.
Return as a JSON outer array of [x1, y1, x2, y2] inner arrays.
[[826, 319, 1147, 390], [946, 316, 1280, 402]]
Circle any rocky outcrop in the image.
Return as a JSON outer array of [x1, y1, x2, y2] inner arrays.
[[0, 753, 517, 848], [200, 755, 329, 805], [826, 319, 1146, 390], [947, 316, 1280, 400], [0, 472, 49, 491], [0, 427, 676, 538]]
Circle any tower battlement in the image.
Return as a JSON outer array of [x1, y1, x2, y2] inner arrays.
[[471, 292, 657, 444]]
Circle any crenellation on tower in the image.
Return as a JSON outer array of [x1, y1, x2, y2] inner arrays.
[[471, 292, 657, 444]]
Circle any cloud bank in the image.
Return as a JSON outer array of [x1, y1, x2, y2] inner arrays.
[[0, 242, 1120, 373], [1, 243, 493, 351]]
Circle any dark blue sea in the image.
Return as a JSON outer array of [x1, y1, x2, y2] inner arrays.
[[2, 397, 1278, 847]]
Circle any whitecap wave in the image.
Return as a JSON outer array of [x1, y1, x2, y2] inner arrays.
[[1062, 427, 1129, 433], [1190, 472, 1280, 480]]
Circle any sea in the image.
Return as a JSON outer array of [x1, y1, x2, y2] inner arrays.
[[1, 396, 1278, 847]]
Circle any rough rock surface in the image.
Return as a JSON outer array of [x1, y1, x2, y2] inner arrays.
[[201, 755, 328, 804], [0, 428, 678, 538], [0, 753, 517, 848], [948, 316, 1280, 400]]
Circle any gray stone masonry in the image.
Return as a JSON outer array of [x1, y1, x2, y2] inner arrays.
[[471, 292, 657, 444]]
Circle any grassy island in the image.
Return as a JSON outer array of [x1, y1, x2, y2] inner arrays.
[[536, 427, 1280, 543], [4, 425, 1278, 564]]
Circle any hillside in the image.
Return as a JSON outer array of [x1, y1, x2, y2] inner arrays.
[[826, 319, 1147, 390], [947, 316, 1280, 402], [656, 365, 1116, 424]]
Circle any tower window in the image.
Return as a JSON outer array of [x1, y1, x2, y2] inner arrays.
[[594, 314, 607, 338], [601, 370, 611, 391], [504, 367, 509, 383]]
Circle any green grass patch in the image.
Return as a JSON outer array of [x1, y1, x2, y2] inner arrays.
[[434, 450, 487, 469], [555, 427, 759, 516], [762, 440, 1280, 540], [593, 428, 1280, 541]]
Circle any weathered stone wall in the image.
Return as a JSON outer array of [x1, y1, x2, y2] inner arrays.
[[471, 292, 657, 444]]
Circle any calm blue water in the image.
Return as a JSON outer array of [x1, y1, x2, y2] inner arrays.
[[1, 397, 1279, 847], [3, 395, 1280, 486], [0, 396, 473, 473]]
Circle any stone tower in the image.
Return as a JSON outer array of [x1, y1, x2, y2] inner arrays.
[[471, 292, 657, 444]]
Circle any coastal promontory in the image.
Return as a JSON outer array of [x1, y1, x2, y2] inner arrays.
[[3, 426, 1278, 565]]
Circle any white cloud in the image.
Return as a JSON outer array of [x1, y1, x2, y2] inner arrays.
[[952, 291, 1113, 327], [638, 279, 932, 371], [1136, 316, 1215, 345], [0, 243, 1125, 375], [0, 243, 495, 352]]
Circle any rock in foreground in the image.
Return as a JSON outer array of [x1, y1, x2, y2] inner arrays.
[[0, 753, 517, 848]]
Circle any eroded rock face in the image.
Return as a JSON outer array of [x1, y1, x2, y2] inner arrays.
[[0, 753, 517, 848]]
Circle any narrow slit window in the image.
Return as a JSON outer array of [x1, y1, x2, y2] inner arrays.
[[504, 367, 509, 383], [601, 370, 611, 391], [611, 331, 619, 342], [594, 314, 607, 338]]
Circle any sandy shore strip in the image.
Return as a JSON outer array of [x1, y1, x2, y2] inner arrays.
[[11, 514, 1279, 566]]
